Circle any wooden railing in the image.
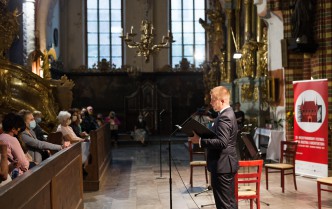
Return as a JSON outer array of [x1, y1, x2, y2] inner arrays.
[[83, 122, 112, 191], [0, 143, 84, 209]]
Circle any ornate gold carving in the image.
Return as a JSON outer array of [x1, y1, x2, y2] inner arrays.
[[239, 33, 258, 78], [41, 48, 57, 79], [0, 61, 59, 123], [257, 27, 268, 77], [241, 83, 258, 103], [0, 2, 20, 60]]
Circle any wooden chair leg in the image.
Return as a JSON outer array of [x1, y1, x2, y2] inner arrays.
[[293, 169, 297, 190], [281, 170, 285, 193], [317, 181, 321, 209], [190, 166, 193, 187], [205, 166, 208, 184], [265, 167, 269, 190], [257, 197, 260, 209]]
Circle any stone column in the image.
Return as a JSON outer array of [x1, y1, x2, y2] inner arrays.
[[22, 0, 36, 66], [244, 0, 252, 36]]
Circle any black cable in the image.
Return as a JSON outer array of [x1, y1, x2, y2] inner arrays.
[[168, 137, 213, 209]]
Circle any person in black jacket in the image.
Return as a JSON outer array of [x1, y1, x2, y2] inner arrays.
[[81, 106, 99, 134], [190, 86, 238, 209]]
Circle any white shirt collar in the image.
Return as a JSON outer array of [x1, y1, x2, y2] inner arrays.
[[219, 105, 231, 114]]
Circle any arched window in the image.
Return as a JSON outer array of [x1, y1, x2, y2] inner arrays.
[[170, 0, 206, 68], [86, 0, 122, 69]]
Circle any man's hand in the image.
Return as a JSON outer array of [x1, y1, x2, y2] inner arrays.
[[188, 131, 200, 144]]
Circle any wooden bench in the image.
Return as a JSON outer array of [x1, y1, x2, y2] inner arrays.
[[83, 123, 112, 191], [0, 143, 84, 209]]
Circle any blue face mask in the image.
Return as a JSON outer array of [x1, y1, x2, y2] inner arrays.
[[29, 120, 37, 129]]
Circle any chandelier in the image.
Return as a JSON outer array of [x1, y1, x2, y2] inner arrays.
[[120, 20, 174, 63], [120, 0, 174, 63]]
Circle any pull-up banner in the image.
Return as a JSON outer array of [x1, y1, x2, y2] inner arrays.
[[293, 79, 328, 178]]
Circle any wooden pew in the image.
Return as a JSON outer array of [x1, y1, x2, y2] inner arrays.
[[0, 143, 84, 209], [83, 123, 112, 191]]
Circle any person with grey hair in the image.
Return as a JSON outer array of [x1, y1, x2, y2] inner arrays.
[[32, 110, 48, 141], [18, 109, 69, 164], [56, 111, 85, 143]]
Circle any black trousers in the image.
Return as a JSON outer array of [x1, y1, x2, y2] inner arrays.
[[211, 172, 237, 209]]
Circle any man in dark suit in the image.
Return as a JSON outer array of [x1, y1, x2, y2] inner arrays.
[[190, 86, 238, 209]]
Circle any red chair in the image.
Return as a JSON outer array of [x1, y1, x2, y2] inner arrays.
[[188, 139, 208, 187], [317, 177, 332, 209], [235, 160, 263, 209], [265, 141, 298, 193]]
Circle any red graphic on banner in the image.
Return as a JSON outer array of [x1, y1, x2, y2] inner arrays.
[[293, 80, 328, 165]]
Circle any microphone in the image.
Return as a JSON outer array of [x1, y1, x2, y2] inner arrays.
[[159, 109, 166, 116], [175, 125, 182, 130]]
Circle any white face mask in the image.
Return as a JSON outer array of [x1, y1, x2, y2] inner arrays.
[[29, 120, 37, 129], [72, 116, 77, 122], [139, 119, 143, 122], [66, 119, 71, 126]]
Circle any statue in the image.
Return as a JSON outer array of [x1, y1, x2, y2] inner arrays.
[[239, 32, 258, 77], [199, 0, 225, 60], [257, 27, 268, 77], [41, 48, 57, 79]]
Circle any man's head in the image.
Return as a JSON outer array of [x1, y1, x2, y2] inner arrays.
[[234, 102, 241, 111], [87, 106, 93, 115], [210, 86, 231, 112]]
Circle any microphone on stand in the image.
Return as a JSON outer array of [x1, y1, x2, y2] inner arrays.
[[159, 109, 166, 116]]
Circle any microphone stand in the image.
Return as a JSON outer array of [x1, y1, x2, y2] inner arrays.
[[168, 107, 204, 209], [157, 109, 166, 179], [168, 125, 182, 209]]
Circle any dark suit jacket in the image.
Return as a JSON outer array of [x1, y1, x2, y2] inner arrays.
[[201, 107, 239, 174]]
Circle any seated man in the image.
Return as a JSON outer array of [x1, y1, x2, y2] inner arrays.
[[32, 111, 48, 141], [18, 110, 69, 164]]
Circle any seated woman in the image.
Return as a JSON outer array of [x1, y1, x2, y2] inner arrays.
[[0, 113, 30, 177], [69, 108, 89, 138], [56, 111, 85, 143], [133, 114, 149, 145], [18, 110, 69, 164]]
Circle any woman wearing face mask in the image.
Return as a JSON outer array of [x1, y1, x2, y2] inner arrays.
[[69, 108, 89, 138], [0, 113, 29, 178], [56, 111, 85, 143], [18, 110, 68, 164]]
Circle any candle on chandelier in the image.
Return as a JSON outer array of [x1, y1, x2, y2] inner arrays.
[[121, 28, 124, 36], [131, 26, 134, 34], [162, 36, 165, 43], [126, 33, 129, 39]]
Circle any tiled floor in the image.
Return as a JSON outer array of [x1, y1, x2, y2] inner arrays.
[[83, 136, 332, 209]]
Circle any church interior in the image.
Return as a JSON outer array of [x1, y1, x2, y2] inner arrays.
[[0, 0, 331, 208]]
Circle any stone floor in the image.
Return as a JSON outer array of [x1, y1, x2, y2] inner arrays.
[[83, 136, 332, 209]]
